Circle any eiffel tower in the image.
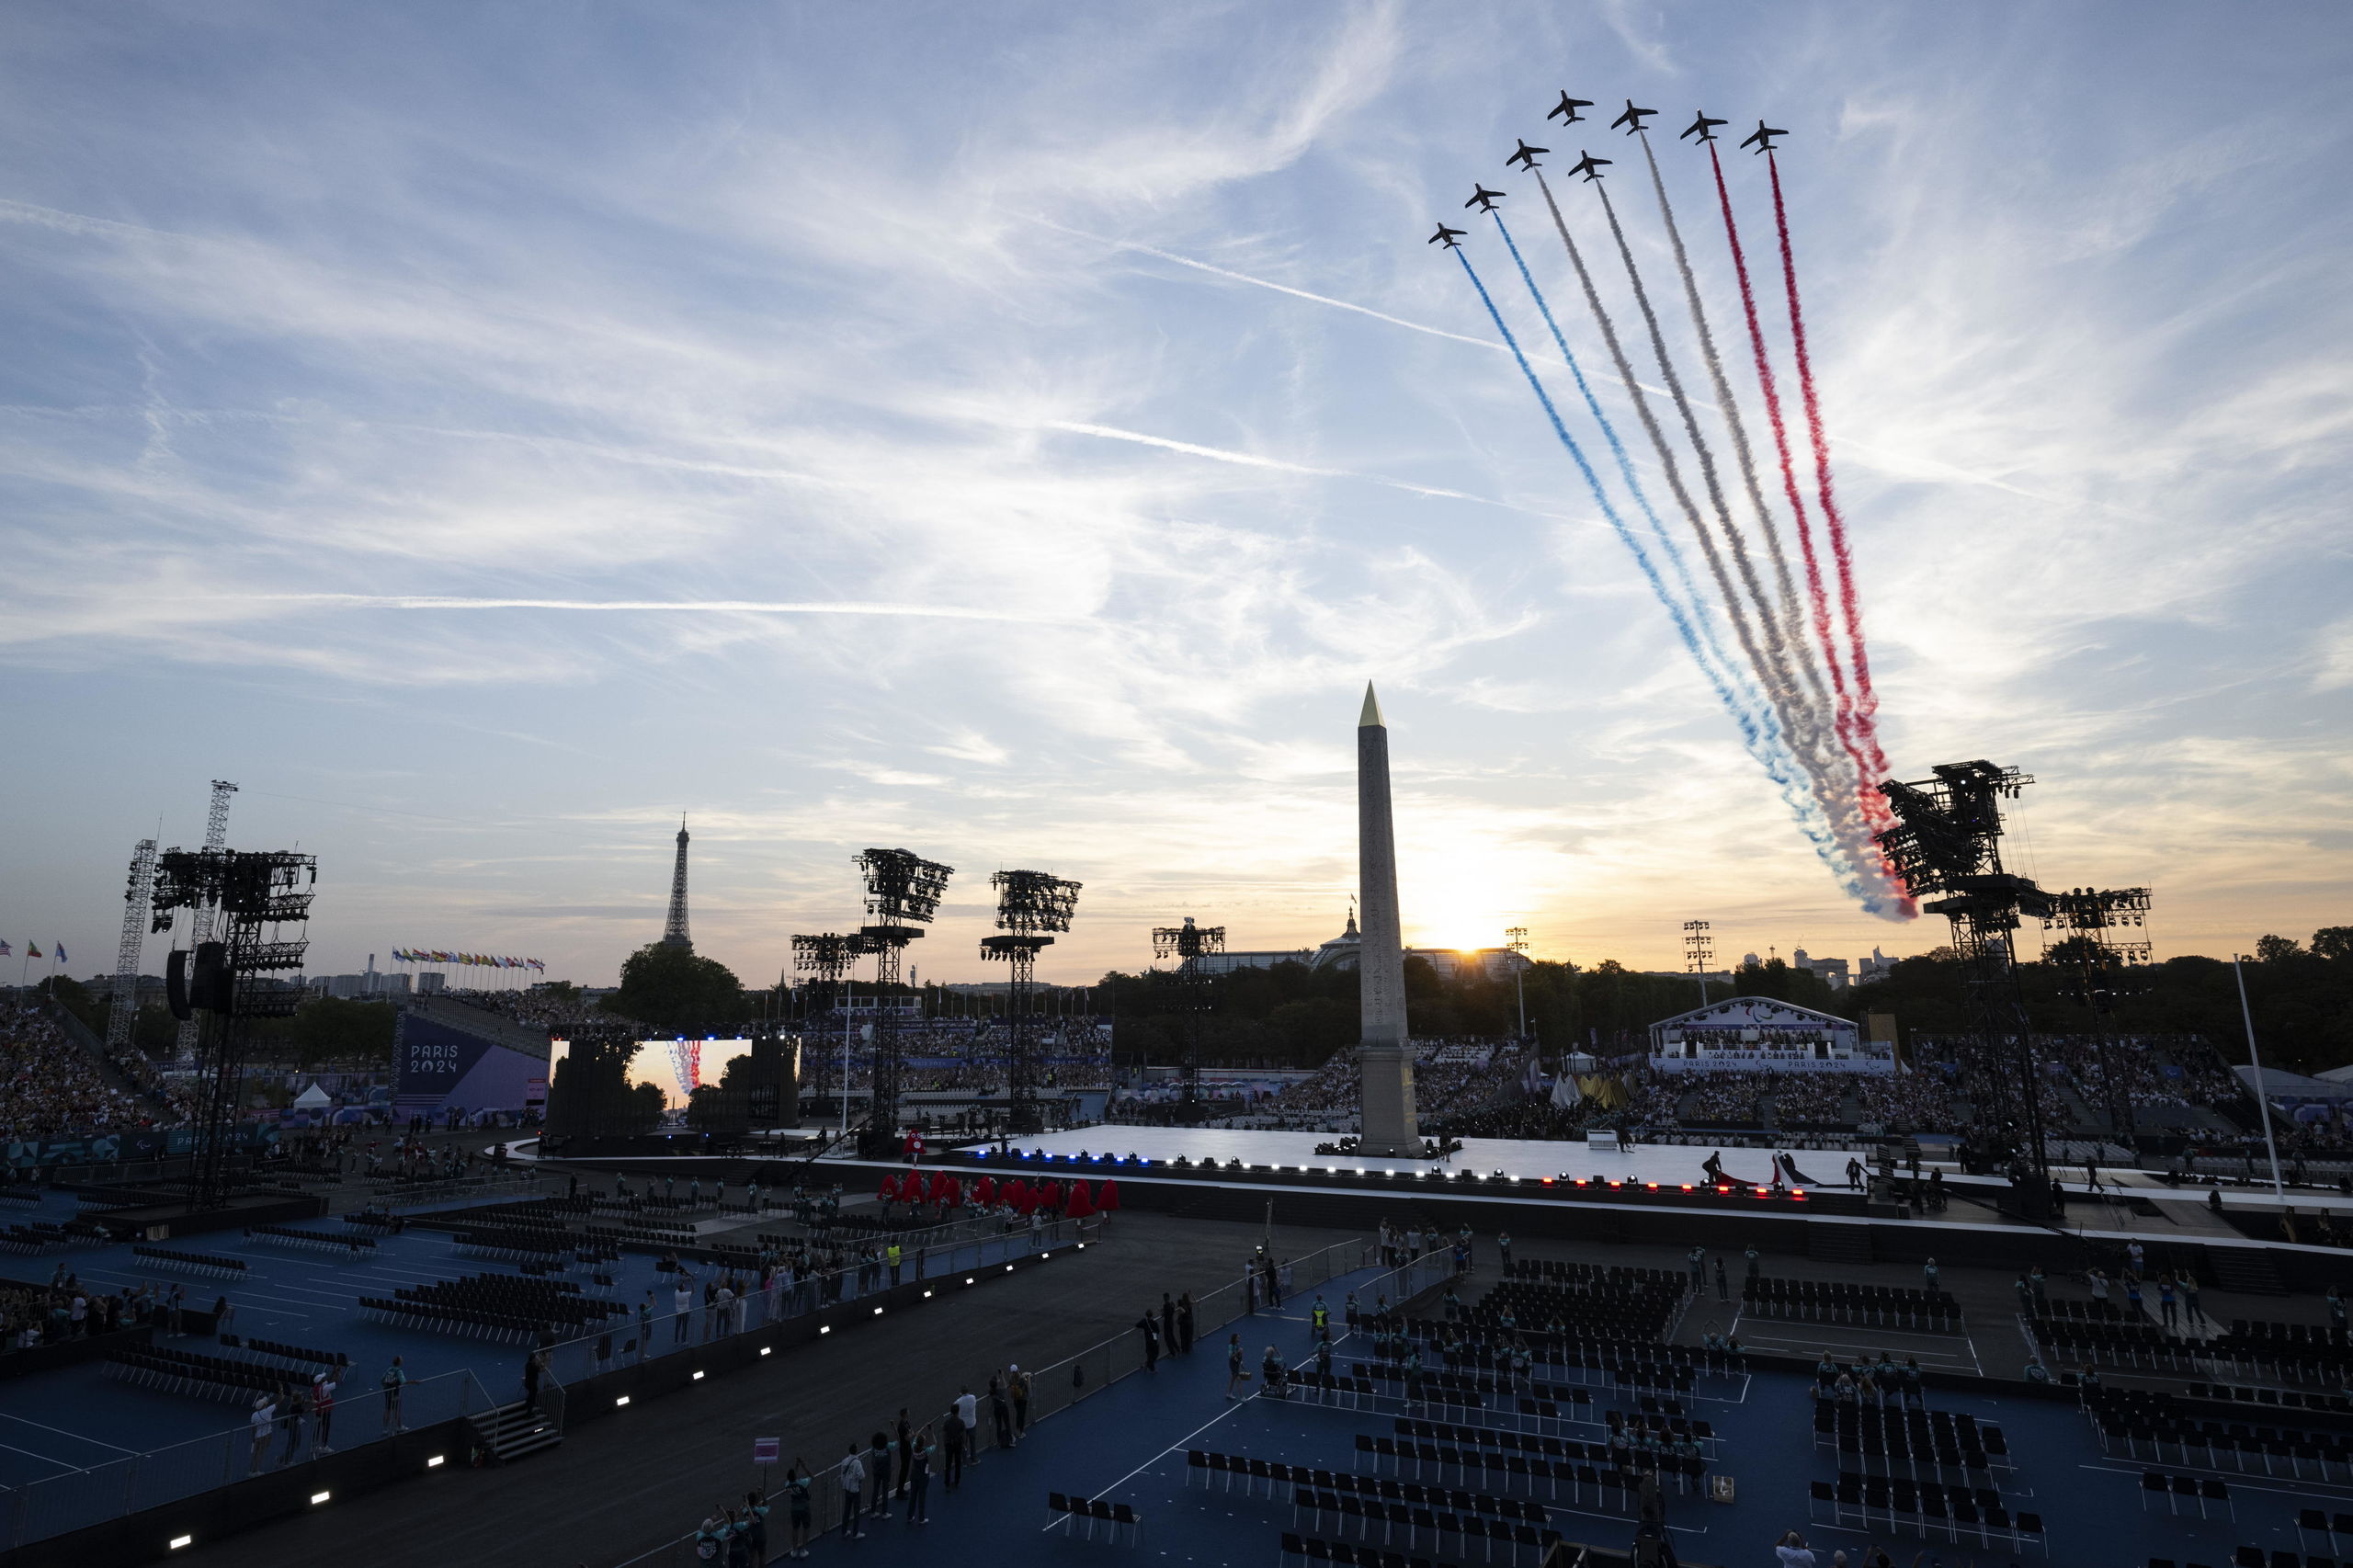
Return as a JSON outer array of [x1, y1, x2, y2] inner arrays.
[[661, 816, 693, 952]]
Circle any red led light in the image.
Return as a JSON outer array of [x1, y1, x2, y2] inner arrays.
[[1644, 1182, 1658, 1191], [1792, 1189, 1806, 1199], [1715, 1185, 1731, 1194], [1754, 1187, 1768, 1198], [1679, 1184, 1693, 1192], [1540, 1177, 1555, 1187]]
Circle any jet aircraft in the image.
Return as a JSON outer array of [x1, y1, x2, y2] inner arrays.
[[1611, 100, 1657, 133], [1547, 92, 1593, 124], [1427, 222, 1468, 249], [1506, 139, 1546, 171], [1569, 152, 1611, 183], [1680, 112, 1728, 143], [1740, 121, 1788, 153], [1463, 185, 1506, 212]]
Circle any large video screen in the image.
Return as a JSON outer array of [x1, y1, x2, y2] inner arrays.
[[547, 1037, 756, 1113]]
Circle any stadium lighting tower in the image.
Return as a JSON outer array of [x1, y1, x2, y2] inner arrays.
[[2041, 886, 2154, 1139], [109, 838, 159, 1053], [1876, 760, 2057, 1216], [791, 932, 865, 1141], [1682, 920, 1714, 1005], [1151, 916, 1224, 1115], [854, 848, 953, 1159], [150, 846, 315, 1209], [172, 781, 237, 1064], [983, 870, 1082, 1135]]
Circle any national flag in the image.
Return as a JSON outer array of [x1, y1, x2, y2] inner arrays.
[[25, 944, 40, 959], [51, 944, 64, 963], [0, 940, 11, 957]]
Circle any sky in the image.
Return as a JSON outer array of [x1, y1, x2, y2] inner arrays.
[[1, 2, 2347, 992]]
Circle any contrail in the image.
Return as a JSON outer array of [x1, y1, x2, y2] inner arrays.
[[1637, 132, 1817, 710], [1701, 141, 1867, 789], [1768, 153, 1895, 799], [247, 595, 1084, 624], [1451, 241, 1863, 898], [1487, 210, 1770, 743], [1041, 419, 1531, 510]]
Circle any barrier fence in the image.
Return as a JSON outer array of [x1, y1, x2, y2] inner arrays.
[[532, 1216, 1097, 1388], [0, 1369, 496, 1551], [608, 1239, 1462, 1568]]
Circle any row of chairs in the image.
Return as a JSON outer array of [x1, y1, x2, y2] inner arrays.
[[1808, 1473, 2045, 1553], [2138, 1471, 2233, 1519], [2206, 1549, 2343, 1568], [2088, 1412, 2350, 1481], [219, 1334, 348, 1370], [1290, 1490, 1555, 1562], [1044, 1492, 1140, 1545], [2185, 1381, 2353, 1416], [105, 1345, 299, 1403], [2031, 1319, 2196, 1372], [1394, 1417, 1714, 1469], [244, 1224, 375, 1254], [1279, 1531, 1456, 1568], [1742, 1277, 1959, 1331], [131, 1244, 246, 1277], [2299, 1515, 2353, 1558], [1504, 1260, 1681, 1291], [1356, 1434, 1705, 1495]]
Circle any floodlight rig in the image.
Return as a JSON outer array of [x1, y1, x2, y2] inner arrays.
[[983, 870, 1082, 1135], [149, 846, 315, 1210], [854, 848, 954, 1159], [1876, 760, 2057, 1216], [2041, 886, 2154, 1138], [790, 932, 865, 1129], [1682, 919, 1714, 1006], [1151, 917, 1225, 1111]]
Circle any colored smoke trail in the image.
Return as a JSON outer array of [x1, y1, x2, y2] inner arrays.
[[1594, 172, 1893, 914], [1452, 244, 1861, 893], [1489, 210, 1762, 728], [1768, 152, 1894, 802], [1704, 142, 1864, 787], [1635, 133, 1814, 709]]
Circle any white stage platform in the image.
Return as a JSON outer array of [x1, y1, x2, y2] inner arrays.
[[971, 1126, 1874, 1190]]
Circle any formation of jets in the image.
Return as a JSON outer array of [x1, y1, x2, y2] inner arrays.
[[1433, 94, 1790, 246]]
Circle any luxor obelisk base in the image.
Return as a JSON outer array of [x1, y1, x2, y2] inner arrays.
[[1355, 683, 1420, 1155]]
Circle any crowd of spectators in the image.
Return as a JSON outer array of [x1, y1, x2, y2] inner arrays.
[[3, 1269, 194, 1351], [1233, 1042, 1532, 1131], [0, 997, 164, 1139]]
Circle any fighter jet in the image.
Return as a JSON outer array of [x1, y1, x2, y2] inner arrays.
[[1611, 99, 1657, 133], [1506, 138, 1547, 171], [1427, 222, 1468, 249], [1546, 92, 1593, 125], [1679, 112, 1728, 144], [1463, 184, 1506, 212], [1739, 120, 1788, 153], [1569, 152, 1611, 184]]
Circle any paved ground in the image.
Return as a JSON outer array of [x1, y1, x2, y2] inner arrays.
[[168, 1209, 1367, 1568]]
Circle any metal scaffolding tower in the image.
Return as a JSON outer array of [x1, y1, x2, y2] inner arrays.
[[1151, 917, 1224, 1113], [152, 846, 314, 1209], [853, 847, 952, 1159], [173, 782, 237, 1064], [1682, 919, 1714, 1005], [2042, 886, 2155, 1139], [1876, 760, 2057, 1217], [109, 838, 159, 1052], [983, 869, 1082, 1135]]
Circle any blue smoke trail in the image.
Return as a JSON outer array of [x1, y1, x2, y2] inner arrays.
[[1451, 244, 1859, 892]]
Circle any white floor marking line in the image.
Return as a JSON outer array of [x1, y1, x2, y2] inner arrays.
[[0, 1439, 80, 1471], [0, 1412, 139, 1454]]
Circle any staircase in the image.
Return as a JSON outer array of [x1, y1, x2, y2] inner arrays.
[[2204, 1245, 2289, 1298], [1807, 1221, 1874, 1265], [469, 1399, 563, 1462]]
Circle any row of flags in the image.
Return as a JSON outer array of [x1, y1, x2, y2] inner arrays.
[[392, 949, 544, 972], [1, 941, 64, 961]]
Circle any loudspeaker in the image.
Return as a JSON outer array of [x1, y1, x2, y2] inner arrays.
[[165, 949, 193, 1021], [188, 941, 233, 1015]]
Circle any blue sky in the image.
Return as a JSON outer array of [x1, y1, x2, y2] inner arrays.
[[1, 2, 2347, 989]]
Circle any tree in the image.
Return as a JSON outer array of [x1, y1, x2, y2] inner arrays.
[[2255, 934, 2305, 964], [605, 943, 747, 1028], [2312, 926, 2353, 962]]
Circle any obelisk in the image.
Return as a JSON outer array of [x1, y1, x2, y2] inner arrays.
[[1355, 683, 1419, 1154]]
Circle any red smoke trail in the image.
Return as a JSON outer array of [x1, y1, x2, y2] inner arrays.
[[1707, 143, 1861, 783], [1768, 151, 1895, 835]]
